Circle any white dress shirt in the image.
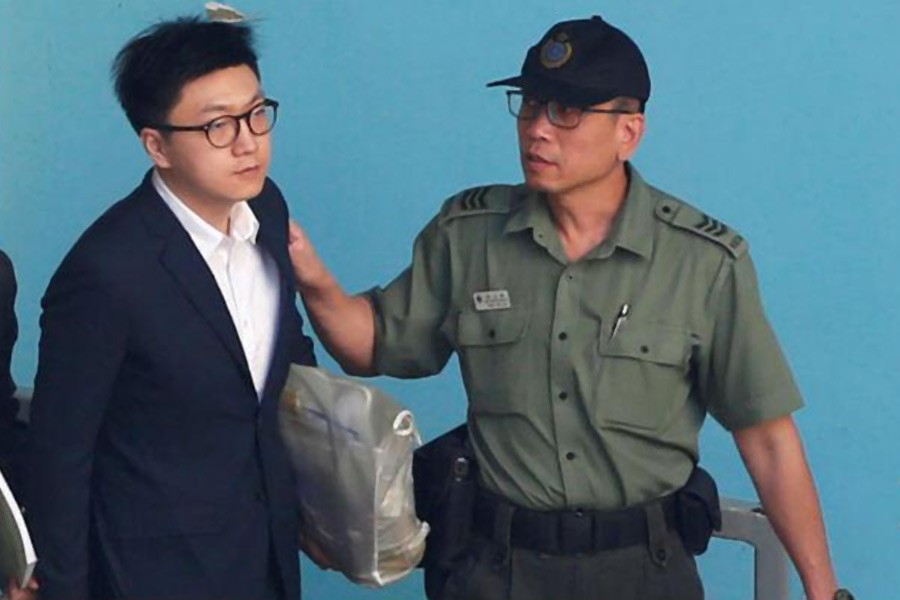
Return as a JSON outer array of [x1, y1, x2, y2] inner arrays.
[[153, 170, 280, 399]]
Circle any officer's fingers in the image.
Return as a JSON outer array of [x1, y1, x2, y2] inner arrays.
[[288, 220, 318, 259], [301, 538, 334, 571], [288, 219, 306, 246]]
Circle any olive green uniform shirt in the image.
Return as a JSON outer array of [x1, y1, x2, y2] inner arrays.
[[368, 167, 803, 510]]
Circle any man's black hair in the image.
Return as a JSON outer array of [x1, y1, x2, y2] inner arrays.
[[112, 16, 260, 134]]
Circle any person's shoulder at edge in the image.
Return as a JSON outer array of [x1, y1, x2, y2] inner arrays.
[[0, 250, 14, 295]]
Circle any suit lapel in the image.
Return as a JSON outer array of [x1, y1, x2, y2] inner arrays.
[[252, 188, 294, 403], [135, 172, 254, 388], [158, 241, 253, 382], [260, 285, 290, 404]]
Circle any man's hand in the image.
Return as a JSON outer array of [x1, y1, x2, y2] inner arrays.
[[285, 218, 377, 375], [299, 532, 335, 571], [5, 576, 39, 600], [287, 220, 330, 292]]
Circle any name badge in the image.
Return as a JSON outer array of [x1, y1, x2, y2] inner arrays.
[[473, 290, 511, 311]]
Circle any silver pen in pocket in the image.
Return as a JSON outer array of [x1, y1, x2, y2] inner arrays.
[[610, 303, 630, 339]]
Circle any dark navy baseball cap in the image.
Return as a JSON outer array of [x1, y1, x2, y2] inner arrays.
[[487, 16, 650, 110]]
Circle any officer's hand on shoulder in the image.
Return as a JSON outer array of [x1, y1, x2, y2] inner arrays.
[[287, 220, 330, 293]]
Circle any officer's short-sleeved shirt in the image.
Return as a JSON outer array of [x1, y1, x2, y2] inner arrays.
[[367, 166, 803, 510]]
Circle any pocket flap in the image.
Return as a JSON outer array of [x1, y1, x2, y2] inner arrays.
[[603, 322, 691, 368], [456, 309, 529, 346]]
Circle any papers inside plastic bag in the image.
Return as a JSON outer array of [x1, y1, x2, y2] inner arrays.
[[279, 366, 428, 587]]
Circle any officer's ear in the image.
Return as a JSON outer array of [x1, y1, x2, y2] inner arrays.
[[614, 98, 646, 161]]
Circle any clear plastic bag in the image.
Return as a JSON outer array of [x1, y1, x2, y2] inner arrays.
[[278, 365, 429, 587]]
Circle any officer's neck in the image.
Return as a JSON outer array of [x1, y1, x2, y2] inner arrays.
[[548, 165, 629, 262]]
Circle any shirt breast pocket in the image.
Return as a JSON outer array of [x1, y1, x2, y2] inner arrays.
[[594, 322, 693, 432], [455, 308, 530, 415]]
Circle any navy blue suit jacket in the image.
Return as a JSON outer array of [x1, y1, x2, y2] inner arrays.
[[27, 172, 316, 600]]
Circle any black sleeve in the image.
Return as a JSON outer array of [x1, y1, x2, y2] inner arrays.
[[27, 247, 127, 600], [0, 250, 18, 414]]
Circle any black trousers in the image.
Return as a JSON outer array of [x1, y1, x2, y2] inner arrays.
[[435, 508, 704, 600]]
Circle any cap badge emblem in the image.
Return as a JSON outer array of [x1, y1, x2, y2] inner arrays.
[[540, 33, 572, 69]]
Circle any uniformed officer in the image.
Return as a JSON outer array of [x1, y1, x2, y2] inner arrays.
[[288, 15, 852, 600]]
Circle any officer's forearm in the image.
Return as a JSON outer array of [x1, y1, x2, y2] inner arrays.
[[298, 277, 376, 376], [733, 416, 838, 600]]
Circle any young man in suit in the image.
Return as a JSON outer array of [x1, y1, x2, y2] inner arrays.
[[19, 17, 317, 600]]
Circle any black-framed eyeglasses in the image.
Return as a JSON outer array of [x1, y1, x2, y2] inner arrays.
[[506, 91, 636, 129], [147, 98, 279, 148]]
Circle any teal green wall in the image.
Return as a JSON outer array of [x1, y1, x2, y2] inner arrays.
[[2, 1, 897, 597]]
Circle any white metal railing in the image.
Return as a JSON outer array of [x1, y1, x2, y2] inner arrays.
[[715, 497, 790, 600]]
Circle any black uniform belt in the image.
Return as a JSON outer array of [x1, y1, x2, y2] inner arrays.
[[473, 488, 679, 556]]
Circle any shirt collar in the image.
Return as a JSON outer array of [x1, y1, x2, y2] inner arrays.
[[503, 163, 655, 260], [228, 201, 260, 244], [598, 165, 655, 259], [152, 170, 260, 258], [503, 186, 555, 238]]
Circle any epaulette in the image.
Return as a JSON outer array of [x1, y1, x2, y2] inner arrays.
[[653, 197, 748, 258], [439, 186, 513, 224]]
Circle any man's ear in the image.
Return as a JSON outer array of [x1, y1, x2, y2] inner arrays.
[[140, 128, 172, 169], [617, 112, 646, 162]]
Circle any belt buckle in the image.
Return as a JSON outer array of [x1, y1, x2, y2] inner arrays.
[[559, 509, 593, 555]]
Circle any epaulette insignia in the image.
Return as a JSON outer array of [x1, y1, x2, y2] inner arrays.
[[655, 199, 748, 258], [440, 187, 510, 223], [460, 188, 488, 211]]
